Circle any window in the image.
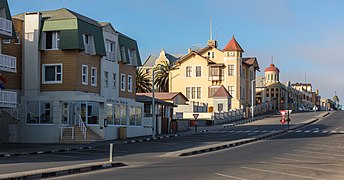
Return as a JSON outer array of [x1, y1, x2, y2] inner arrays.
[[191, 87, 196, 99], [82, 65, 88, 85], [207, 51, 215, 59], [208, 86, 220, 98], [186, 87, 191, 99], [120, 46, 126, 61], [106, 40, 115, 60], [186, 66, 192, 77], [2, 39, 10, 44], [113, 73, 116, 89], [26, 101, 53, 124], [197, 87, 201, 99], [83, 34, 92, 54], [15, 31, 20, 44], [228, 86, 234, 96], [45, 31, 60, 50], [104, 71, 109, 87], [218, 103, 223, 112], [196, 66, 202, 77], [91, 67, 97, 86], [121, 74, 126, 91], [129, 106, 142, 126], [42, 64, 62, 84], [128, 75, 133, 92], [228, 65, 234, 76], [128, 49, 136, 64]]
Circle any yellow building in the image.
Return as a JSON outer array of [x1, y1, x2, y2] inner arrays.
[[169, 37, 259, 111]]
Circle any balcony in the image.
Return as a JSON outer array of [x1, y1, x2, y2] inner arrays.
[[106, 51, 115, 61], [0, 53, 16, 72], [208, 75, 224, 81], [0, 17, 12, 37], [0, 90, 17, 108]]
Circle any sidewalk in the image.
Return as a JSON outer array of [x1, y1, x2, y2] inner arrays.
[[0, 112, 273, 157]]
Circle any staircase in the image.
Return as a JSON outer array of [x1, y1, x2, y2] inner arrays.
[[59, 126, 103, 144]]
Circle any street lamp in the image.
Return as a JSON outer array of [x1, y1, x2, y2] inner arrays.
[[152, 67, 156, 138], [251, 79, 256, 121]]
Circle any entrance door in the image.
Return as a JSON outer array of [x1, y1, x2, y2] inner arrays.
[[8, 124, 17, 143]]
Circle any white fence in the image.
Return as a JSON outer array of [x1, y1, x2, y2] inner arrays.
[[0, 53, 16, 72], [213, 109, 244, 125], [0, 17, 12, 36], [0, 90, 17, 108]]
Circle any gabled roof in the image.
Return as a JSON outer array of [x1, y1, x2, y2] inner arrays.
[[212, 85, 232, 98], [137, 92, 189, 102], [223, 36, 244, 52], [243, 57, 260, 71], [142, 52, 183, 67], [135, 95, 177, 107], [176, 51, 216, 65]]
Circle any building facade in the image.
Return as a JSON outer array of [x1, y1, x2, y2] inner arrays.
[[3, 8, 146, 143], [169, 37, 259, 111]]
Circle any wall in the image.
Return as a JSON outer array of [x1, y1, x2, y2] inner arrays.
[[118, 61, 136, 99]]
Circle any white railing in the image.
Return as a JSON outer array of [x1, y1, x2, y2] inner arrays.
[[106, 51, 115, 61], [0, 54, 16, 72], [79, 115, 87, 139], [60, 126, 74, 140], [4, 108, 18, 120], [0, 17, 12, 36], [0, 90, 17, 108]]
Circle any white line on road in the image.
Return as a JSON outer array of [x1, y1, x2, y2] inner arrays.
[[260, 161, 344, 175], [321, 130, 328, 133], [240, 166, 323, 180], [285, 153, 337, 160], [215, 173, 248, 180], [273, 157, 317, 163], [295, 130, 302, 133], [295, 150, 344, 157]]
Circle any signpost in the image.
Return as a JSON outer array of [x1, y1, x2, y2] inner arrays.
[[193, 114, 199, 132], [313, 105, 318, 117], [280, 118, 286, 124], [280, 110, 292, 130]]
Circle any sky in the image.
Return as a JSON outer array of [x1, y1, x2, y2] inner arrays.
[[8, 0, 344, 103]]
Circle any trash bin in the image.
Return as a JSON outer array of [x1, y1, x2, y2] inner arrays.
[[118, 127, 127, 140]]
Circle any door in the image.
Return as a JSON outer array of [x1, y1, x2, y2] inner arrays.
[[8, 124, 17, 143]]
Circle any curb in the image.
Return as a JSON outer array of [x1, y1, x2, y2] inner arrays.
[[177, 118, 318, 157], [124, 134, 181, 144], [223, 115, 272, 128], [0, 146, 92, 158], [0, 162, 126, 180]]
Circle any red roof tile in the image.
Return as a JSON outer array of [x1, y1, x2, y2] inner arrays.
[[212, 85, 232, 98], [264, 64, 279, 73], [223, 36, 244, 52]]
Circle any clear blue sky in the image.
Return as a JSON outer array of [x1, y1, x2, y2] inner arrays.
[[8, 0, 344, 103]]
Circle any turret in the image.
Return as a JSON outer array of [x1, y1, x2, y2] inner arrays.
[[265, 64, 280, 83]]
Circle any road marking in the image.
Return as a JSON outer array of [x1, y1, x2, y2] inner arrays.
[[274, 157, 317, 163], [321, 130, 328, 133], [260, 161, 344, 175], [331, 131, 338, 134], [262, 130, 268, 133], [304, 130, 311, 133], [240, 166, 323, 180], [295, 130, 302, 133], [244, 130, 251, 133], [313, 131, 319, 133], [285, 153, 336, 160], [215, 173, 248, 180], [295, 150, 344, 157], [236, 131, 243, 133]]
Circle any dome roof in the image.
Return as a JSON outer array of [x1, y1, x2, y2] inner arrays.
[[265, 64, 280, 73]]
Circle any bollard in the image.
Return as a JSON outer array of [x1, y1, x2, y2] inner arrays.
[[109, 143, 113, 162]]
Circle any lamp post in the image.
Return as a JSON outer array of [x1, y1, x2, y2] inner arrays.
[[152, 67, 156, 138], [251, 79, 256, 121]]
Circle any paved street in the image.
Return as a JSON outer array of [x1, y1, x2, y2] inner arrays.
[[39, 111, 344, 180], [0, 111, 327, 177]]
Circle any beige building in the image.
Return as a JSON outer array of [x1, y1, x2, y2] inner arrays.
[[169, 36, 259, 111]]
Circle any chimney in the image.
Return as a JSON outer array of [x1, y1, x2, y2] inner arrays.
[[207, 40, 217, 48], [187, 48, 192, 54]]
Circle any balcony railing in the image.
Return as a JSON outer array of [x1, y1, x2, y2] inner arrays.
[[0, 90, 17, 108], [0, 53, 16, 72], [208, 75, 224, 81], [106, 51, 115, 61], [0, 17, 12, 36]]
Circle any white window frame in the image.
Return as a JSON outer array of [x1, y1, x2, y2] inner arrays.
[[83, 34, 92, 54], [128, 75, 133, 92], [2, 39, 10, 44], [104, 71, 109, 88], [186, 66, 192, 77], [42, 63, 63, 84], [44, 31, 60, 50], [106, 40, 115, 61], [113, 73, 117, 89], [15, 31, 20, 45], [121, 74, 126, 91], [82, 65, 88, 85], [91, 67, 97, 86], [197, 87, 201, 99], [195, 66, 202, 77]]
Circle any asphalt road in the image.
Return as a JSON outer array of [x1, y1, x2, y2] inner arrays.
[[48, 111, 343, 180]]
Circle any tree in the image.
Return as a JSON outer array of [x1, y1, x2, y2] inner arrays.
[[136, 68, 152, 93], [154, 61, 176, 92]]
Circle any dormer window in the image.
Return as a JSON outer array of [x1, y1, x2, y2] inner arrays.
[[106, 40, 115, 61], [45, 31, 60, 50], [83, 34, 93, 54]]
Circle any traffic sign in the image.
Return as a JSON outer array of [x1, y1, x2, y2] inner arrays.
[[279, 110, 287, 117], [286, 118, 291, 122], [288, 110, 292, 114], [313, 105, 318, 111], [280, 118, 286, 124], [193, 114, 199, 120]]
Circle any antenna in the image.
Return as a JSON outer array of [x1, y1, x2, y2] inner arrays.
[[271, 56, 274, 64], [210, 16, 213, 40], [305, 72, 307, 84], [216, 27, 218, 40]]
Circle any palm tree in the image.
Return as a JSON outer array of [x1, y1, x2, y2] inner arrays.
[[136, 68, 152, 93], [154, 61, 176, 92]]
